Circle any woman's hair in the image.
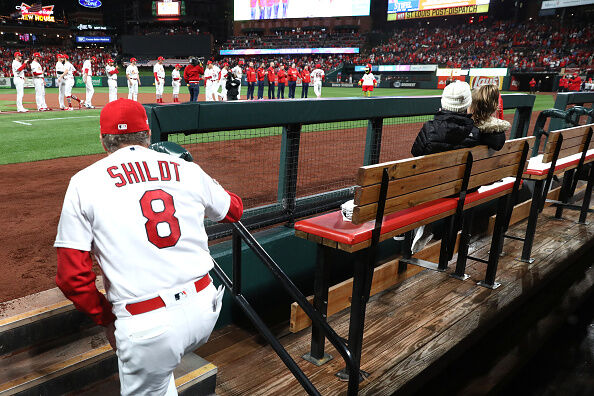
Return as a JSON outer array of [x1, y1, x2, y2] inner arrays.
[[470, 84, 500, 124]]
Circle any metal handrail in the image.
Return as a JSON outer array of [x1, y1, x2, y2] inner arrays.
[[210, 221, 361, 396], [531, 108, 582, 157]]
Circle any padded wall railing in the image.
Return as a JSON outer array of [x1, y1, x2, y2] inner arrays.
[[144, 94, 535, 239]]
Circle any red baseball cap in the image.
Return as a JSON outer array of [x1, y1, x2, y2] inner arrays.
[[33, 52, 41, 57], [175, 64, 181, 68], [91, 56, 97, 61], [315, 63, 321, 68], [223, 62, 229, 67], [207, 60, 212, 65], [238, 60, 244, 65], [157, 56, 164, 61], [107, 58, 114, 63], [57, 54, 63, 58], [130, 57, 137, 62], [14, 52, 22, 57], [64, 54, 69, 59], [100, 99, 149, 135]]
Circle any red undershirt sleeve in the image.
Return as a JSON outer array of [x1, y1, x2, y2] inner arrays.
[[220, 190, 243, 223], [84, 68, 89, 74], [154, 72, 158, 80], [55, 247, 116, 327], [18, 64, 26, 71]]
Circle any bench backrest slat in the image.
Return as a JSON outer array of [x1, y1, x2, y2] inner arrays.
[[352, 137, 534, 225], [542, 125, 594, 163]]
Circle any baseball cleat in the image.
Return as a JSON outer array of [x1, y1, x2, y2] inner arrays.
[[17, 109, 28, 112], [64, 107, 73, 111]]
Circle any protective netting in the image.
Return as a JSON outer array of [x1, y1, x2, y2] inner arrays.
[[168, 127, 282, 216], [380, 115, 433, 163], [295, 120, 367, 200]]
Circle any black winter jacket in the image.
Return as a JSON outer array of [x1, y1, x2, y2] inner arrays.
[[411, 111, 480, 157], [226, 78, 241, 100]]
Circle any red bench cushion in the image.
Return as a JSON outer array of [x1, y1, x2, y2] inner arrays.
[[294, 178, 517, 246], [524, 150, 594, 177]]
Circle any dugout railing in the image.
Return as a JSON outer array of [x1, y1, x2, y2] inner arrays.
[[550, 92, 594, 131], [144, 94, 535, 240]]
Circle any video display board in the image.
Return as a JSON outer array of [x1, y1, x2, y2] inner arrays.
[[220, 47, 359, 56], [388, 0, 490, 20], [541, 0, 594, 9], [234, 0, 370, 21]]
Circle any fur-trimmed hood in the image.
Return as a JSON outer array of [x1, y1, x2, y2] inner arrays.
[[474, 116, 511, 134]]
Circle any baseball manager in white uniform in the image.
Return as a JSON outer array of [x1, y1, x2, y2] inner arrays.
[[12, 51, 28, 112], [82, 56, 96, 108], [54, 98, 243, 395]]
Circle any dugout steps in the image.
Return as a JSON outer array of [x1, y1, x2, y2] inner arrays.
[[0, 285, 217, 395]]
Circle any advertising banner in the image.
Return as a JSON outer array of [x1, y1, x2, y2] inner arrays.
[[0, 77, 11, 88], [437, 75, 465, 89], [24, 77, 35, 88], [436, 68, 468, 76], [75, 76, 103, 87], [469, 67, 507, 76], [388, 1, 490, 21], [470, 76, 504, 90], [392, 81, 418, 88], [44, 77, 53, 87], [220, 48, 359, 56]]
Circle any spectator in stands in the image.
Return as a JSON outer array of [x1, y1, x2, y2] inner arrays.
[[569, 73, 582, 92], [411, 81, 479, 157], [470, 85, 510, 151]]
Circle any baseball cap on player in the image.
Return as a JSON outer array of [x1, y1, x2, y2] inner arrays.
[[64, 55, 69, 59], [14, 52, 22, 57], [315, 64, 321, 68], [207, 60, 212, 65], [157, 56, 164, 61], [175, 64, 181, 68], [33, 52, 41, 57], [57, 54, 63, 59], [100, 99, 149, 135], [130, 57, 137, 62], [107, 58, 114, 63], [238, 60, 244, 65], [91, 56, 97, 61]]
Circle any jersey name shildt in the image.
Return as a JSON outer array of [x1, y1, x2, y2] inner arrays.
[[107, 160, 181, 188]]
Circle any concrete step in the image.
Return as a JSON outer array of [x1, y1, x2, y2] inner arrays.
[[0, 285, 102, 355], [71, 353, 217, 396]]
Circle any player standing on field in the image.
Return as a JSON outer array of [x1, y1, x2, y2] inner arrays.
[[54, 98, 243, 396], [30, 52, 49, 111], [211, 62, 221, 101], [154, 56, 166, 103], [311, 63, 325, 99], [126, 58, 140, 102], [55, 54, 67, 110], [106, 59, 119, 103], [172, 64, 182, 102], [218, 63, 229, 101], [63, 55, 83, 110], [203, 61, 217, 102], [12, 52, 28, 112], [358, 64, 377, 97], [82, 56, 96, 109]]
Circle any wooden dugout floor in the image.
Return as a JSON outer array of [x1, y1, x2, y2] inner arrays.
[[197, 204, 594, 396]]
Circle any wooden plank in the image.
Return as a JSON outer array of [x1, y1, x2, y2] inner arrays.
[[294, 230, 308, 240], [542, 125, 593, 163], [356, 138, 533, 186], [353, 164, 521, 224], [355, 151, 525, 205], [289, 234, 461, 333]]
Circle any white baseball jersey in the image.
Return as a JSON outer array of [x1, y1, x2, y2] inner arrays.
[[56, 61, 66, 78], [126, 64, 139, 80], [63, 61, 75, 80], [106, 65, 118, 80], [82, 60, 93, 76], [311, 68, 325, 83], [153, 63, 165, 79], [212, 65, 220, 80], [204, 68, 217, 86], [54, 145, 231, 304], [360, 73, 376, 86], [219, 68, 229, 82], [12, 60, 25, 78], [232, 65, 243, 79], [171, 69, 181, 82], [30, 60, 44, 77]]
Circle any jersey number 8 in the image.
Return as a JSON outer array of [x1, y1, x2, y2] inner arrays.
[[140, 189, 181, 249]]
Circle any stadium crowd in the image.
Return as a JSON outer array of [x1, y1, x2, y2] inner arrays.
[[220, 29, 364, 49], [367, 19, 592, 70]]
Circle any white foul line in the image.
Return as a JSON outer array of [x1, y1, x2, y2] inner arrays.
[[12, 115, 99, 125]]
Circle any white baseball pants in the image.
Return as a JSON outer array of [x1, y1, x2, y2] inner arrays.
[[58, 80, 66, 108], [314, 81, 322, 98], [108, 79, 118, 102], [156, 79, 165, 96], [85, 78, 94, 106], [172, 81, 181, 95], [218, 81, 227, 101], [113, 280, 223, 396], [128, 80, 139, 101], [33, 78, 47, 110], [65, 78, 74, 98], [14, 77, 26, 111], [205, 83, 215, 102]]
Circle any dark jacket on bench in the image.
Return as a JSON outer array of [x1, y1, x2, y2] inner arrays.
[[474, 116, 510, 151], [411, 111, 480, 157]]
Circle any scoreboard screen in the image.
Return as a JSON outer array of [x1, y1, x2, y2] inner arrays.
[[234, 0, 370, 21], [388, 0, 490, 20], [152, 1, 186, 17]]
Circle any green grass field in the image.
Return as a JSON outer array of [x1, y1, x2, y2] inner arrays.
[[0, 87, 555, 166]]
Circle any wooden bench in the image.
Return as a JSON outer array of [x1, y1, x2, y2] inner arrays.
[[514, 124, 594, 263], [293, 137, 533, 378]]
